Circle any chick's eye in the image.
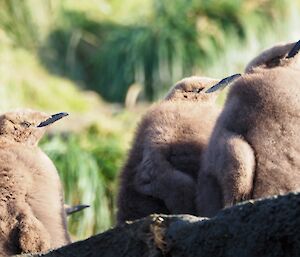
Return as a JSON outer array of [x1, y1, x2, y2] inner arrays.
[[193, 88, 203, 93], [21, 121, 31, 127]]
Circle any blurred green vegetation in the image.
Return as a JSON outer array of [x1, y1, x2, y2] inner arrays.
[[0, 44, 91, 112], [40, 125, 125, 239], [0, 0, 299, 241], [40, 0, 292, 102], [1, 0, 297, 102]]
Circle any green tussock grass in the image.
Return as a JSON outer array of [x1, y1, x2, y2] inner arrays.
[[39, 0, 297, 102], [40, 124, 128, 240]]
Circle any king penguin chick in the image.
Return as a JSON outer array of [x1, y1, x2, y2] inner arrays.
[[117, 75, 239, 223], [0, 109, 70, 256], [197, 40, 300, 217]]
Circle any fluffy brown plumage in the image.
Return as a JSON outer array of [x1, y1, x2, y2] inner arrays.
[[197, 40, 300, 217], [0, 109, 70, 256], [116, 76, 225, 224]]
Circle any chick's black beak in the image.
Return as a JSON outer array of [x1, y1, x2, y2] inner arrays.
[[205, 73, 241, 93], [37, 112, 69, 127], [66, 204, 90, 216], [287, 40, 300, 59]]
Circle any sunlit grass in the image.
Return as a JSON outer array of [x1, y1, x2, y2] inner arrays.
[[0, 44, 91, 112]]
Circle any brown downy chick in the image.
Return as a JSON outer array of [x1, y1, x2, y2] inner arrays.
[[197, 40, 300, 217], [0, 110, 70, 256], [117, 75, 239, 224]]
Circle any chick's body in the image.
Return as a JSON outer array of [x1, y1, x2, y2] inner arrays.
[[0, 110, 69, 256], [197, 41, 300, 217], [117, 77, 221, 223]]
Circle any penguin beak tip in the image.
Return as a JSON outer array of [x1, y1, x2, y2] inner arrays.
[[37, 112, 69, 128]]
